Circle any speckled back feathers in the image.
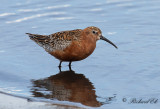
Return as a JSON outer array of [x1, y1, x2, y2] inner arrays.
[[26, 29, 82, 52]]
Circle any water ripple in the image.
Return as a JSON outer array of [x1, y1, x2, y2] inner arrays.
[[18, 4, 71, 12], [54, 17, 74, 20], [6, 12, 66, 23], [89, 8, 103, 12], [0, 50, 5, 53], [0, 13, 16, 17]]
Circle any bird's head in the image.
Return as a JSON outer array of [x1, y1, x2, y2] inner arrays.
[[84, 26, 118, 49]]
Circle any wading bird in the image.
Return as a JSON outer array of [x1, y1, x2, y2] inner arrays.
[[26, 26, 117, 68]]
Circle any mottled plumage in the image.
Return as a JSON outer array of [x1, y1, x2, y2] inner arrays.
[[26, 29, 82, 52], [26, 26, 117, 68]]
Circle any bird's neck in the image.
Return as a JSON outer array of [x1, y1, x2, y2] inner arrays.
[[81, 33, 97, 56]]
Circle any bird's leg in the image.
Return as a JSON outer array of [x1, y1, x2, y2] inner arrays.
[[59, 66, 62, 72], [69, 61, 72, 71], [59, 61, 62, 67], [69, 61, 72, 66], [58, 61, 62, 72]]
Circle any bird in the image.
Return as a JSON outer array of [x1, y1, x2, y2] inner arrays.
[[26, 26, 117, 68]]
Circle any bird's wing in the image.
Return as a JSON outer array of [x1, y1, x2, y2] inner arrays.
[[26, 29, 82, 52]]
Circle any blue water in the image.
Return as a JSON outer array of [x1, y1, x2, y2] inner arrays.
[[0, 0, 160, 108]]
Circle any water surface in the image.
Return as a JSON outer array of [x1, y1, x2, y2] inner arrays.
[[0, 0, 160, 108]]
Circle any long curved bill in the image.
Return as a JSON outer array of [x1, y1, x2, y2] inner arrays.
[[100, 35, 118, 49]]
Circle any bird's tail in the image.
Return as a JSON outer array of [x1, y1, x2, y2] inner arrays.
[[26, 33, 49, 47], [26, 33, 46, 39]]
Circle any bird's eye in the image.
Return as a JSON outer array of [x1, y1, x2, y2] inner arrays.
[[92, 30, 97, 34]]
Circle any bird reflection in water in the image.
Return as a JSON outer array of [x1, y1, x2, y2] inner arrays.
[[31, 69, 116, 107]]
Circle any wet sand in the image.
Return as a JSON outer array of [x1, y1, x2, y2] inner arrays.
[[0, 92, 85, 109]]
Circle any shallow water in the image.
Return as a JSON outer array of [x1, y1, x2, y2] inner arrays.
[[0, 0, 160, 108]]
